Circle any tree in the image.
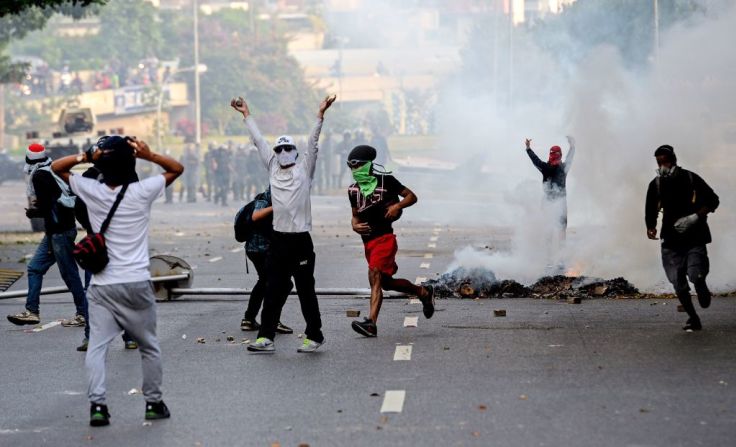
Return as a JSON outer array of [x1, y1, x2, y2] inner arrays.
[[160, 8, 321, 135]]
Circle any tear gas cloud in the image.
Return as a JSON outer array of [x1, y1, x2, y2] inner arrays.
[[326, 0, 736, 292]]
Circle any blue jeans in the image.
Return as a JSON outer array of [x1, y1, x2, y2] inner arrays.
[[26, 230, 87, 317]]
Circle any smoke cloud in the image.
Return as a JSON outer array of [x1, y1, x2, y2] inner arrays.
[[325, 1, 736, 292]]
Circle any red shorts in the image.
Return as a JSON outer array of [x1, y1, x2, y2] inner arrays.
[[364, 233, 399, 276]]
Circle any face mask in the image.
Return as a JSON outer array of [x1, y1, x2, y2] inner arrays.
[[351, 162, 378, 196], [657, 165, 677, 177], [277, 150, 298, 167]]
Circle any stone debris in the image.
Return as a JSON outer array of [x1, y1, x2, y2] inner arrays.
[[493, 309, 506, 317], [346, 310, 360, 318], [196, 337, 206, 344], [226, 336, 235, 342]]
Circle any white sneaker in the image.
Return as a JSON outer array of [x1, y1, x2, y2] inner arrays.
[[297, 338, 325, 353], [247, 337, 275, 353]]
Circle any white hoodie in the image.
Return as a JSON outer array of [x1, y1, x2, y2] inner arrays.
[[244, 116, 323, 233]]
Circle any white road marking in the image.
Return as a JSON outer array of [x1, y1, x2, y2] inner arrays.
[[229, 247, 244, 253], [409, 298, 422, 305], [175, 232, 185, 237], [420, 262, 431, 269], [423, 253, 434, 259], [394, 345, 412, 361], [381, 390, 406, 413], [209, 256, 223, 263], [31, 321, 61, 332], [430, 236, 439, 242], [404, 316, 418, 327], [427, 243, 437, 248]]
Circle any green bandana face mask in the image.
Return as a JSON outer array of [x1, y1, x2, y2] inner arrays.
[[352, 162, 378, 196]]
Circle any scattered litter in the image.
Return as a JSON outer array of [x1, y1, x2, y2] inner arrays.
[[298, 444, 310, 447], [370, 393, 380, 397], [567, 297, 582, 304], [478, 405, 487, 411], [241, 338, 251, 344], [215, 338, 221, 342], [182, 334, 187, 340], [493, 309, 506, 317], [142, 421, 152, 427], [408, 298, 422, 305], [719, 380, 728, 386], [639, 408, 650, 413], [519, 395, 528, 400], [403, 316, 418, 327], [128, 388, 141, 395], [443, 346, 450, 351], [196, 337, 206, 344], [677, 305, 685, 312], [548, 344, 564, 348], [297, 333, 304, 339], [346, 310, 360, 318], [226, 336, 235, 342], [472, 432, 481, 437], [285, 426, 292, 431]]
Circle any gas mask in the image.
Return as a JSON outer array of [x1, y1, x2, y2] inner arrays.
[[656, 165, 678, 177]]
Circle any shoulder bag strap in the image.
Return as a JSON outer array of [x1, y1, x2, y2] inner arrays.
[[99, 183, 129, 235]]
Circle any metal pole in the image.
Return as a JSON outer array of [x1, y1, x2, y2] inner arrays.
[[156, 73, 171, 152], [508, 0, 514, 112], [193, 0, 202, 147], [168, 287, 407, 297], [653, 0, 660, 62], [0, 274, 191, 300]]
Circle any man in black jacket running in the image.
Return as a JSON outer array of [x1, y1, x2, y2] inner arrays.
[[645, 145, 719, 331]]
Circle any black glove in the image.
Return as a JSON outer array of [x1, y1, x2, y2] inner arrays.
[[25, 207, 42, 218]]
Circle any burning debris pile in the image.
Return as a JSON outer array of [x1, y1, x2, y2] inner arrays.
[[424, 268, 639, 299]]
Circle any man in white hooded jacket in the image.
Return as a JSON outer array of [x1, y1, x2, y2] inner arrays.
[[230, 94, 336, 353]]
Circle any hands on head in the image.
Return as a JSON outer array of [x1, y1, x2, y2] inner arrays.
[[127, 137, 153, 161]]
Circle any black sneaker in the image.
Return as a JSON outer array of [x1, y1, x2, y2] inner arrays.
[[695, 283, 712, 309], [145, 401, 171, 420], [275, 321, 293, 334], [351, 318, 377, 337], [683, 317, 703, 332], [420, 285, 435, 319], [90, 403, 110, 427], [77, 339, 89, 352], [240, 319, 260, 331]]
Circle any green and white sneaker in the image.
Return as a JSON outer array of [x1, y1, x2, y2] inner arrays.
[[89, 403, 110, 427], [247, 337, 275, 353], [297, 338, 325, 353]]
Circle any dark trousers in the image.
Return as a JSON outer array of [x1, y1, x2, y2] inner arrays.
[[244, 250, 295, 321], [257, 232, 323, 342], [662, 244, 710, 319]]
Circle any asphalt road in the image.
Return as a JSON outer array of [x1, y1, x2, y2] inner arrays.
[[1, 181, 735, 447]]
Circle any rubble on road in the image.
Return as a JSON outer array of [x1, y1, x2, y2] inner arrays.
[[423, 267, 641, 299]]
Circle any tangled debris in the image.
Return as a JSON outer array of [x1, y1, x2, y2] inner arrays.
[[423, 267, 640, 299]]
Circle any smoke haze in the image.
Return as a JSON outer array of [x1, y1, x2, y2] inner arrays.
[[327, 0, 736, 292]]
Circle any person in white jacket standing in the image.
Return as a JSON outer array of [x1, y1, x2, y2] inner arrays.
[[230, 94, 336, 354]]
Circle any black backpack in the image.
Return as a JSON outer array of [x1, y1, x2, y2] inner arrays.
[[234, 191, 269, 243]]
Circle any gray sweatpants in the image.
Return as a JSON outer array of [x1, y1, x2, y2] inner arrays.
[[85, 280, 163, 405]]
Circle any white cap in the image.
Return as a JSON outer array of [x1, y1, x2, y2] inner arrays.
[[273, 135, 296, 150]]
